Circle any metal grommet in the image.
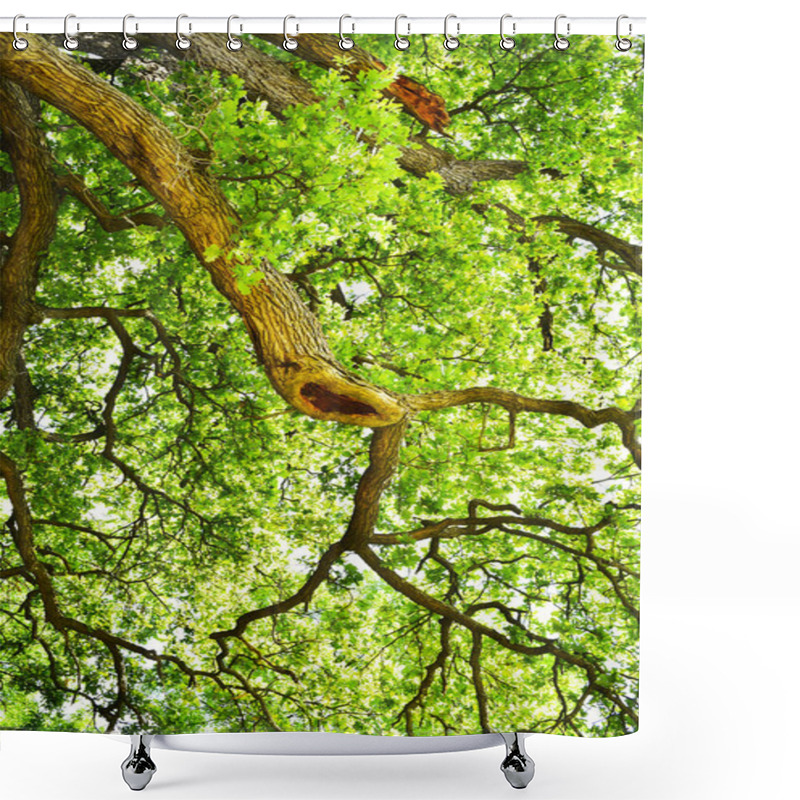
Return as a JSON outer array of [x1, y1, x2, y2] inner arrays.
[[64, 13, 79, 51], [176, 13, 191, 50], [500, 13, 515, 50], [283, 15, 298, 51], [615, 14, 632, 51], [394, 14, 410, 50], [227, 15, 242, 51], [122, 14, 138, 51], [553, 14, 570, 51], [12, 14, 28, 50], [443, 14, 460, 50], [339, 14, 354, 50]]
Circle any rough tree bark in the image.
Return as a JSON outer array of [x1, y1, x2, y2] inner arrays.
[[0, 78, 58, 401], [118, 33, 528, 196], [255, 33, 452, 133], [0, 34, 406, 427]]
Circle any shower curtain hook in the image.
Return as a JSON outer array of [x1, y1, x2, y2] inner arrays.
[[443, 14, 460, 50], [64, 13, 79, 51], [615, 15, 632, 51], [12, 14, 28, 50], [553, 14, 570, 51], [339, 15, 355, 50], [283, 15, 298, 50], [500, 14, 515, 50], [227, 15, 243, 51], [394, 15, 410, 50], [175, 14, 191, 50], [122, 15, 138, 51]]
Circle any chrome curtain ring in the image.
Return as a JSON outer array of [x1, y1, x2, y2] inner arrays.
[[339, 14, 354, 50], [615, 14, 632, 51], [283, 15, 298, 51], [394, 14, 410, 50], [12, 14, 28, 50], [500, 14, 515, 50], [227, 15, 243, 51], [443, 14, 460, 51], [553, 14, 570, 51], [64, 13, 79, 50], [176, 14, 191, 50], [122, 14, 138, 51]]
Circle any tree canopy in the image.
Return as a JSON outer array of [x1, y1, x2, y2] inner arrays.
[[0, 32, 642, 738]]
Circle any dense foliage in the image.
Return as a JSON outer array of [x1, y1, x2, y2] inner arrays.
[[0, 34, 642, 737]]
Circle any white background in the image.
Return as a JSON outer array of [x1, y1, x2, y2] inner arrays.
[[2, 1, 799, 798]]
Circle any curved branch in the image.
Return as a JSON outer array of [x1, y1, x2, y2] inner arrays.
[[341, 420, 408, 549], [1, 33, 406, 427], [370, 511, 616, 545], [534, 215, 642, 276], [211, 417, 407, 643], [136, 33, 526, 195], [0, 78, 58, 400], [209, 540, 347, 642], [477, 202, 642, 278], [407, 388, 641, 467], [256, 33, 452, 134], [356, 545, 555, 657]]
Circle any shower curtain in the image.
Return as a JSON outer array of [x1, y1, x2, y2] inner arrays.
[[0, 30, 642, 740]]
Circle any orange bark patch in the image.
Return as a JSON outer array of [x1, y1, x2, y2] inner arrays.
[[300, 382, 379, 416]]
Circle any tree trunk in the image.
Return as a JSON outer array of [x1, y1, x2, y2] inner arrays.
[[0, 79, 58, 401]]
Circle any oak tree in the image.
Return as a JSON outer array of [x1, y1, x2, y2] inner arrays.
[[0, 33, 642, 737]]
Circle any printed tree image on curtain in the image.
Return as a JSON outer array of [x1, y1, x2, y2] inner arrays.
[[0, 33, 642, 737]]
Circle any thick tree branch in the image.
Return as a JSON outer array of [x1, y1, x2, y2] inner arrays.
[[369, 510, 616, 545], [12, 353, 36, 429], [407, 388, 641, 467], [358, 544, 637, 726], [1, 34, 406, 427], [256, 33, 452, 134], [469, 632, 491, 733], [135, 32, 318, 116], [0, 78, 58, 400], [136, 33, 526, 195], [341, 420, 408, 549], [533, 215, 642, 276]]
